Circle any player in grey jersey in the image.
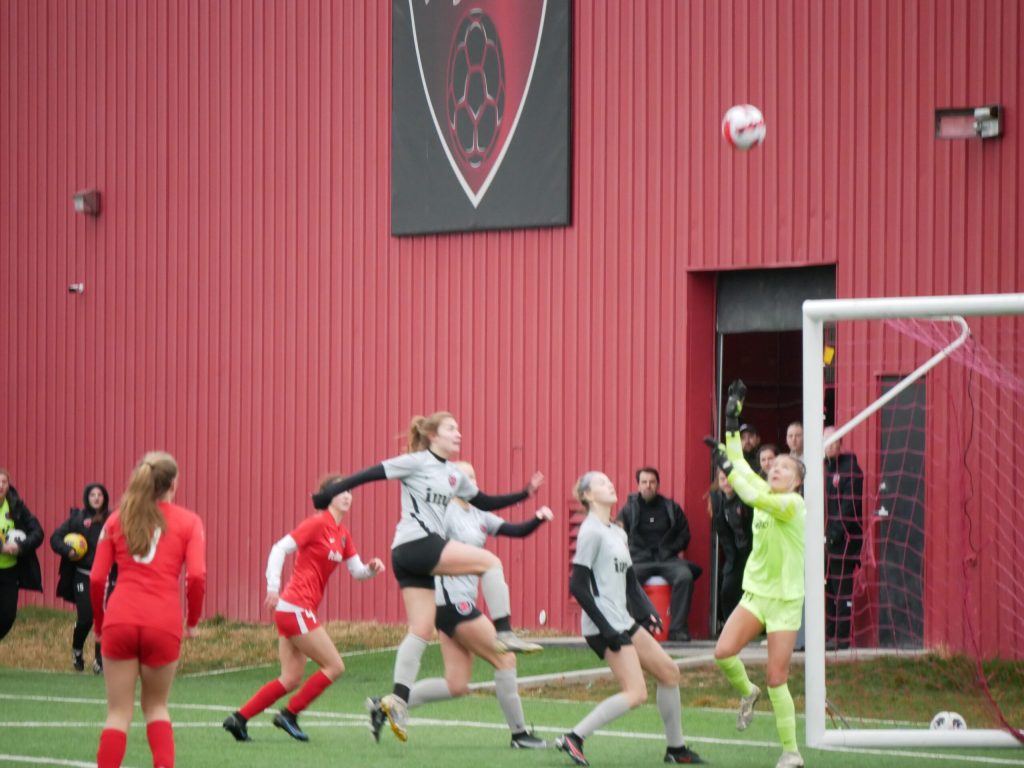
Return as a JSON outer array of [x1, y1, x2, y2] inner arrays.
[[312, 411, 544, 740], [368, 461, 551, 749], [555, 471, 703, 766]]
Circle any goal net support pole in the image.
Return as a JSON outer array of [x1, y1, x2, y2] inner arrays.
[[802, 293, 1024, 750]]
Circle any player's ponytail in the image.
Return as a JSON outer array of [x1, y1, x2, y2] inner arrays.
[[406, 411, 454, 453], [120, 451, 176, 557]]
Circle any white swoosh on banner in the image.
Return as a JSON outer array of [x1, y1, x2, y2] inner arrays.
[[409, 0, 548, 209]]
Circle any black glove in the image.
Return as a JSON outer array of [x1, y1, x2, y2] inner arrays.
[[725, 379, 747, 433], [602, 630, 625, 653], [643, 612, 663, 636], [704, 436, 733, 474]]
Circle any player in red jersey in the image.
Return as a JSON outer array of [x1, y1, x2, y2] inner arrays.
[[223, 475, 385, 743], [90, 452, 206, 768]]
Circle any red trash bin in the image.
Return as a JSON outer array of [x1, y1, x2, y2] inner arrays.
[[642, 576, 671, 642]]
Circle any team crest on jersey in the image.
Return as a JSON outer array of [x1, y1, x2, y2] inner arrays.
[[448, 475, 457, 487], [455, 600, 473, 616], [83, 518, 92, 528], [479, 524, 487, 533]]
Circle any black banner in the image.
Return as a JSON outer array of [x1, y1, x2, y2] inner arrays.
[[392, 0, 571, 235]]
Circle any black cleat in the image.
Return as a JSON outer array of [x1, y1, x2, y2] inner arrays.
[[366, 697, 387, 743], [223, 712, 251, 742], [92, 656, 103, 675], [72, 650, 85, 672], [555, 732, 588, 766], [510, 730, 548, 749], [273, 709, 309, 742], [665, 745, 704, 764]]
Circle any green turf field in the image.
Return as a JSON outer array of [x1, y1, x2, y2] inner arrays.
[[2, 643, 1022, 767]]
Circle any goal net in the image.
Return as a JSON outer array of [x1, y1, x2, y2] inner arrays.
[[802, 293, 1024, 749]]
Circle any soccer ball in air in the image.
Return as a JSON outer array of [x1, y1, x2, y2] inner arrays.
[[722, 104, 766, 150], [447, 9, 505, 168], [929, 711, 967, 730], [64, 532, 88, 561], [3, 528, 26, 546]]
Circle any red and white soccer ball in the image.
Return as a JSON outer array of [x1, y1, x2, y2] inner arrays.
[[722, 104, 766, 151]]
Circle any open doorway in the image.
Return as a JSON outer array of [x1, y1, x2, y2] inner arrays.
[[708, 266, 836, 635]]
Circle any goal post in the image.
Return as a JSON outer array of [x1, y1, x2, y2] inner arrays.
[[801, 293, 1024, 749]]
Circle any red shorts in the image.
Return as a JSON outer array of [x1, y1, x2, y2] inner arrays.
[[274, 606, 321, 637], [102, 624, 181, 667]]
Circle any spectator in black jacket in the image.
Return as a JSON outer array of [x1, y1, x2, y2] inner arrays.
[[617, 467, 701, 642], [709, 468, 753, 629], [824, 427, 864, 650], [0, 468, 44, 641], [51, 483, 114, 673]]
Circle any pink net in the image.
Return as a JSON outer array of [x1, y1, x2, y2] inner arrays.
[[822, 316, 1024, 738]]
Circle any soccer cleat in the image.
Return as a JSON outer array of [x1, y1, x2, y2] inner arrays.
[[379, 694, 409, 742], [273, 709, 309, 742], [72, 650, 85, 672], [222, 712, 252, 742], [555, 732, 588, 766], [664, 745, 704, 764], [775, 751, 804, 768], [495, 631, 543, 655], [736, 683, 761, 731], [366, 696, 387, 743], [92, 657, 103, 675], [510, 730, 548, 749]]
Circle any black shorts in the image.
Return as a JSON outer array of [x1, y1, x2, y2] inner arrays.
[[391, 533, 448, 589], [435, 601, 483, 638], [585, 623, 640, 660]]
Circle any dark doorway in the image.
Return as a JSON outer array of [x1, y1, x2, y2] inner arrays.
[[719, 331, 806, 451], [708, 265, 836, 635], [875, 376, 926, 648]]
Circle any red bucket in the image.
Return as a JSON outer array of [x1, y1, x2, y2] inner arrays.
[[642, 577, 671, 642]]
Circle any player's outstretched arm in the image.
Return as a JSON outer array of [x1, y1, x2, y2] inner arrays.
[[496, 505, 553, 538], [311, 464, 387, 509]]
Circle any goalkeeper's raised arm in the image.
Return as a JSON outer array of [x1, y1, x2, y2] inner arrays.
[[706, 379, 809, 768]]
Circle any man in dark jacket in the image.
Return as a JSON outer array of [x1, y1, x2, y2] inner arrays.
[[0, 468, 44, 641], [824, 427, 864, 650], [617, 467, 701, 642]]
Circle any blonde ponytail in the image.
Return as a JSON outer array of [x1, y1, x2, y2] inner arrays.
[[120, 451, 177, 556]]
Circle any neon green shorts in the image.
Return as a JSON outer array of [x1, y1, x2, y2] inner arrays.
[[739, 591, 804, 633]]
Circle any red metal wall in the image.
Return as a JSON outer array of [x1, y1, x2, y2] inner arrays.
[[1, 1, 1022, 644]]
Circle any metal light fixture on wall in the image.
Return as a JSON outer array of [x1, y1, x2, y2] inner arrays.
[[935, 105, 1002, 140], [72, 189, 101, 216]]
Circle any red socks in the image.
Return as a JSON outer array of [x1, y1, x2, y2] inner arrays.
[[239, 679, 288, 720], [146, 720, 174, 767], [287, 670, 333, 714], [97, 728, 127, 768]]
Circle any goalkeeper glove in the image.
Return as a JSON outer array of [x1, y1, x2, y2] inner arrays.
[[704, 436, 734, 475], [725, 379, 747, 433]]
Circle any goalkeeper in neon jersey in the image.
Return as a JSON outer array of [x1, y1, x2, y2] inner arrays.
[[705, 380, 807, 768]]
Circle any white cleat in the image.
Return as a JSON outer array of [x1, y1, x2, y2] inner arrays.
[[379, 694, 409, 742], [495, 631, 543, 654], [775, 751, 804, 768], [736, 684, 761, 731]]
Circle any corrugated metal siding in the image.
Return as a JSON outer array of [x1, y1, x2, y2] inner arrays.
[[1, 1, 1022, 647]]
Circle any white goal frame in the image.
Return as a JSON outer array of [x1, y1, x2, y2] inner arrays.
[[802, 292, 1024, 749]]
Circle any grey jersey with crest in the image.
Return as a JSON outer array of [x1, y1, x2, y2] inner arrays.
[[434, 501, 504, 606], [572, 513, 634, 635], [383, 450, 480, 548]]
